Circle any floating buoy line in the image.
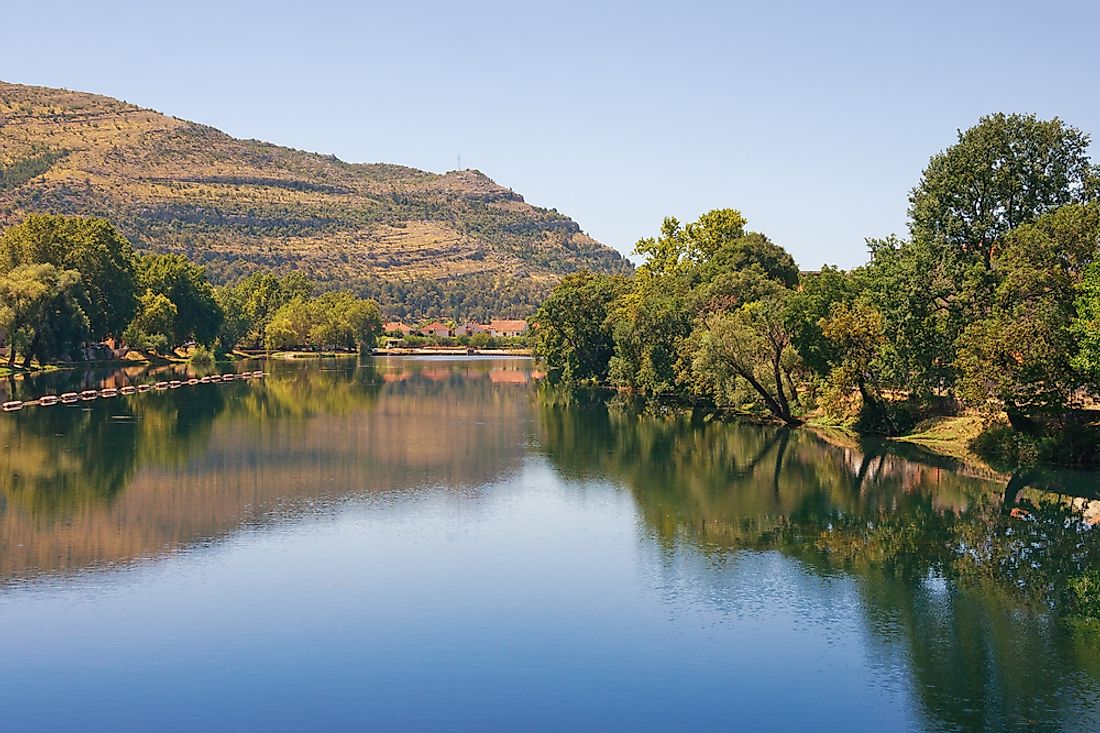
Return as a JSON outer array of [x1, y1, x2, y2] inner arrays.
[[1, 370, 266, 412]]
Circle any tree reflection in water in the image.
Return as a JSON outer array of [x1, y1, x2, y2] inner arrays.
[[536, 388, 1100, 733]]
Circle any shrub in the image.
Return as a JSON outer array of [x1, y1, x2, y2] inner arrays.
[[188, 345, 215, 368]]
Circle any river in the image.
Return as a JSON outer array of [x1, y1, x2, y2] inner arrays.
[[1, 356, 1098, 731]]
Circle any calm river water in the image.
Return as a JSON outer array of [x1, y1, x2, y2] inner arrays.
[[1, 356, 1099, 731]]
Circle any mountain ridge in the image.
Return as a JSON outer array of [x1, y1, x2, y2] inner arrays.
[[0, 80, 629, 317]]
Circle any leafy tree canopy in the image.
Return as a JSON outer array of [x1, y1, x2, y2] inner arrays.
[[910, 112, 1098, 270], [134, 253, 223, 346], [0, 214, 136, 338]]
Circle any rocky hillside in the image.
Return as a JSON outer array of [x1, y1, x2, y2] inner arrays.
[[0, 81, 629, 318]]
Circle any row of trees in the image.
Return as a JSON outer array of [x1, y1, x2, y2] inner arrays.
[[534, 113, 1100, 455], [0, 215, 383, 365]]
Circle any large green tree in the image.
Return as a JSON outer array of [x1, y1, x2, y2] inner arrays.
[[0, 263, 88, 367], [957, 202, 1100, 425], [0, 214, 136, 338], [860, 235, 960, 397], [308, 291, 383, 350], [910, 113, 1098, 272], [868, 113, 1100, 400], [1073, 261, 1100, 384], [683, 284, 803, 425], [263, 291, 382, 351], [819, 299, 893, 431], [532, 271, 629, 385], [783, 266, 857, 377], [608, 208, 798, 396], [134, 254, 223, 347], [124, 290, 179, 355]]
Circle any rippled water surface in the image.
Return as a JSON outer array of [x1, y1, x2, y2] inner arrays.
[[1, 357, 1099, 732]]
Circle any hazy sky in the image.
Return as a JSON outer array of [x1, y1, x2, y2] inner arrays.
[[2, 0, 1097, 267]]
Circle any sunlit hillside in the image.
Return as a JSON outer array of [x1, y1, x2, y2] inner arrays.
[[0, 81, 630, 317]]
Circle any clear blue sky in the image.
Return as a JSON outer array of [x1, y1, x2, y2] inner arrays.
[[2, 0, 1097, 268]]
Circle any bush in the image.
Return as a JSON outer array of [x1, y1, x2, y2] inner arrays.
[[971, 420, 1100, 468], [188, 345, 215, 368]]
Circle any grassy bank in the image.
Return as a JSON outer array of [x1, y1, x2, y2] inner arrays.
[[894, 415, 988, 463]]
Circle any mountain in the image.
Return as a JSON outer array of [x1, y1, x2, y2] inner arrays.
[[0, 81, 630, 318]]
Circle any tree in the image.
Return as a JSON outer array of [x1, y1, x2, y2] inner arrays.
[[683, 284, 803, 425], [784, 266, 857, 377], [262, 292, 382, 351], [134, 254, 223, 346], [696, 231, 800, 288], [532, 271, 630, 385], [633, 208, 748, 277], [682, 208, 749, 261], [910, 113, 1098, 273], [819, 299, 893, 431], [213, 286, 248, 354], [1073, 261, 1100, 384], [0, 263, 88, 367], [957, 202, 1100, 425], [124, 290, 178, 355], [214, 272, 316, 351], [608, 285, 692, 394], [264, 297, 312, 350], [342, 296, 384, 350], [0, 214, 136, 338], [860, 235, 960, 398], [307, 291, 382, 350]]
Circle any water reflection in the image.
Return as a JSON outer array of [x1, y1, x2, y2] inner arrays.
[[535, 392, 1100, 732], [3, 359, 1100, 731], [536, 394, 998, 549], [0, 357, 534, 581]]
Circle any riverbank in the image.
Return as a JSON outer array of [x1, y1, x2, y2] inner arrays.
[[371, 347, 533, 356], [894, 415, 988, 462]]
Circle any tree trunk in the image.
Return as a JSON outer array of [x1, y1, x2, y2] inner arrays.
[[21, 337, 36, 370], [733, 365, 800, 425], [783, 368, 800, 413], [858, 378, 897, 435], [1005, 405, 1036, 434], [771, 353, 792, 424]]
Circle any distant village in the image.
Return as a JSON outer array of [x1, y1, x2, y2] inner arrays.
[[380, 318, 530, 350]]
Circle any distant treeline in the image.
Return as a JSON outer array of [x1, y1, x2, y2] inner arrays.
[[533, 113, 1100, 467], [0, 215, 383, 366]]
